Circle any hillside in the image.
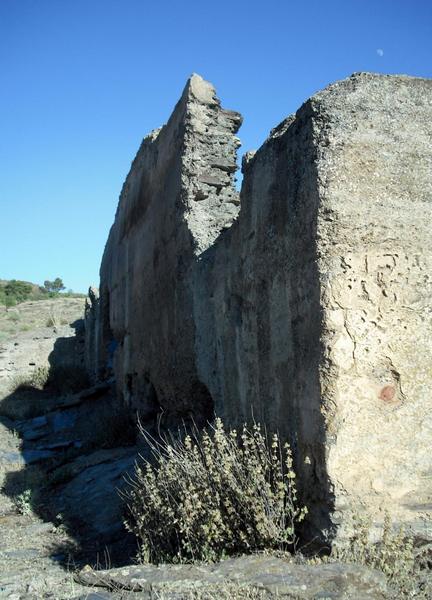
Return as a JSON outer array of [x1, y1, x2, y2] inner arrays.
[[0, 278, 86, 309], [0, 296, 86, 343]]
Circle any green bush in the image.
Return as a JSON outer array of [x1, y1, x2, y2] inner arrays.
[[7, 312, 20, 322], [0, 280, 32, 306], [124, 418, 307, 564], [0, 278, 83, 306], [4, 280, 32, 303], [13, 489, 34, 516]]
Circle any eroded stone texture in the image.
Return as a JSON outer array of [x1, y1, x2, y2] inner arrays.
[[84, 286, 100, 382], [86, 74, 242, 423], [87, 72, 432, 541], [76, 555, 388, 599], [311, 73, 432, 543]]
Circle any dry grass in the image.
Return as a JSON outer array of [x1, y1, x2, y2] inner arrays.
[[124, 418, 307, 564], [330, 513, 432, 599], [8, 365, 50, 393], [0, 297, 85, 341]]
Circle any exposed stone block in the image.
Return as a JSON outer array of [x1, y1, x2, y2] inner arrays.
[[86, 72, 432, 542]]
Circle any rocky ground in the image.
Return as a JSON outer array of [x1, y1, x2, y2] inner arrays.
[[0, 298, 139, 598], [0, 298, 425, 599], [0, 415, 91, 599]]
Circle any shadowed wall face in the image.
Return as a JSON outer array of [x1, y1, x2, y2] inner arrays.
[[86, 72, 432, 541], [86, 75, 242, 426]]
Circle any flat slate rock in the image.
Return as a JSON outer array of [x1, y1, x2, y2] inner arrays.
[[3, 547, 43, 560], [21, 448, 56, 463], [51, 446, 138, 539], [76, 555, 388, 599], [0, 449, 24, 465]]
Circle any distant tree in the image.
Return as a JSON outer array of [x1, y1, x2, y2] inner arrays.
[[43, 278, 66, 293]]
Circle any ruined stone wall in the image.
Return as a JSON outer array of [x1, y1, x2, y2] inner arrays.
[[312, 74, 432, 542], [191, 104, 330, 534], [86, 72, 432, 541], [87, 75, 242, 424]]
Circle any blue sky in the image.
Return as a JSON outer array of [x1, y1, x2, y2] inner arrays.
[[1, 0, 431, 292]]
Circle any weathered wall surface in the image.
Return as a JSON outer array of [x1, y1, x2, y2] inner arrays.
[[88, 75, 242, 424], [312, 74, 432, 542], [86, 72, 432, 541]]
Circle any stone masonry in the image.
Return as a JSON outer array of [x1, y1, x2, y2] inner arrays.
[[85, 73, 432, 542]]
